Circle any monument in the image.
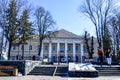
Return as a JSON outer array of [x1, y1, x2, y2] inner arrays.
[[68, 63, 98, 77]]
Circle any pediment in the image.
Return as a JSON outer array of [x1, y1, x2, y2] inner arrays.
[[55, 29, 81, 39]]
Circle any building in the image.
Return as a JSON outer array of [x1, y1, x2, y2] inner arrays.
[[10, 29, 98, 62]]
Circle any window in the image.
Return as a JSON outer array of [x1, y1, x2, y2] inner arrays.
[[60, 45, 64, 52], [76, 45, 79, 52], [29, 45, 32, 50], [21, 45, 24, 50], [37, 45, 40, 50], [45, 45, 48, 50], [83, 45, 87, 53], [13, 46, 16, 50], [68, 45, 71, 52], [52, 45, 56, 51]]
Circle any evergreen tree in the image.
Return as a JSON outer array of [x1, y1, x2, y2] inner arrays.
[[1, 0, 32, 60], [84, 31, 94, 59], [5, 0, 19, 60], [19, 9, 32, 59], [90, 36, 94, 59]]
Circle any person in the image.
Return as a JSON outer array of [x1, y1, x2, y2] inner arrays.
[[106, 49, 112, 67], [16, 55, 19, 60], [97, 48, 104, 67], [32, 55, 36, 60]]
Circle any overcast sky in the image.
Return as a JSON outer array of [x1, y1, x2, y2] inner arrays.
[[29, 0, 96, 36]]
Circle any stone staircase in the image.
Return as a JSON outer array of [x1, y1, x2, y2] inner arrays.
[[28, 66, 56, 76], [28, 64, 120, 77], [54, 66, 68, 76], [28, 65, 68, 76], [95, 66, 120, 76]]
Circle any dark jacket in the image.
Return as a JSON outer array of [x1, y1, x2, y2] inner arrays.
[[106, 52, 110, 58]]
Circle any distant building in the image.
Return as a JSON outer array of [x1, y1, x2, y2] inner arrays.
[[10, 29, 98, 62]]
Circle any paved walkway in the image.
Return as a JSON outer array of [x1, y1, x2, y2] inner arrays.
[[0, 76, 120, 80]]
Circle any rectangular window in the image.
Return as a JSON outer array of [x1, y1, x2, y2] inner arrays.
[[83, 45, 87, 53], [52, 45, 56, 51], [60, 45, 64, 52], [37, 45, 40, 50], [76, 45, 79, 52], [45, 45, 48, 50], [13, 46, 16, 50], [29, 45, 32, 50], [21, 45, 24, 50], [68, 45, 71, 52]]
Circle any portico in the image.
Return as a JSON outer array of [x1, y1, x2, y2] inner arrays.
[[41, 37, 84, 62]]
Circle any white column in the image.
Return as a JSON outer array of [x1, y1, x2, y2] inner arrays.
[[49, 42, 52, 62], [57, 42, 60, 62], [73, 43, 76, 62], [65, 42, 68, 63], [80, 43, 84, 63], [40, 42, 44, 59]]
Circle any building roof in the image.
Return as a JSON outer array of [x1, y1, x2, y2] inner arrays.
[[31, 29, 83, 40], [54, 29, 82, 39]]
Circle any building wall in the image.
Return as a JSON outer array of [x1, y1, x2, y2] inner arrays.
[[11, 36, 84, 62], [10, 29, 99, 62]]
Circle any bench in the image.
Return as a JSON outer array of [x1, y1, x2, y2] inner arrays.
[[0, 65, 18, 76]]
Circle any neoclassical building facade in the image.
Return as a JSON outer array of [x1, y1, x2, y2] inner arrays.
[[11, 29, 96, 62]]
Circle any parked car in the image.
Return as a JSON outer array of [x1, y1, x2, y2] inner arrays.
[[61, 58, 67, 62]]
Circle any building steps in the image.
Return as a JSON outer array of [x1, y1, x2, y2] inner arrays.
[[95, 66, 120, 76], [54, 66, 68, 76], [28, 66, 56, 76], [28, 64, 120, 76], [28, 65, 68, 76]]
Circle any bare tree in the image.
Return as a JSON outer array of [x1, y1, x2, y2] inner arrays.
[[0, 0, 9, 59], [34, 7, 57, 57], [80, 0, 113, 51], [109, 11, 120, 60]]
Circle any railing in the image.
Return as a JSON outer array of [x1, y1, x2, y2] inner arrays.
[[53, 66, 57, 76]]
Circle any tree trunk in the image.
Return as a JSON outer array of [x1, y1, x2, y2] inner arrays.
[[90, 36, 94, 59], [96, 27, 102, 48], [22, 44, 24, 60], [8, 41, 12, 60], [0, 31, 4, 60], [38, 38, 43, 56], [84, 31, 91, 59]]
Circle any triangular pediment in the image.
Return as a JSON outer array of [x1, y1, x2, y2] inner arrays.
[[55, 29, 81, 39]]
